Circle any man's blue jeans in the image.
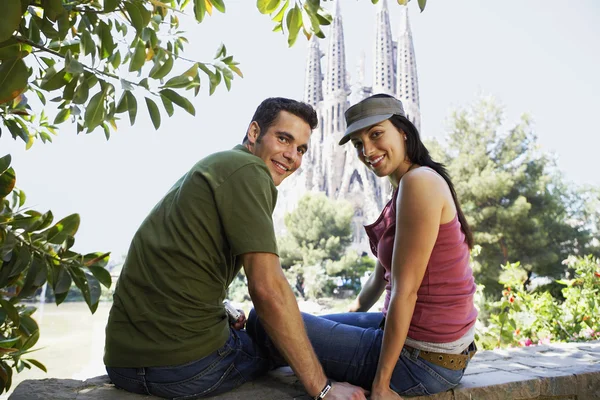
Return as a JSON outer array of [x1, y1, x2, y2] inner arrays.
[[247, 310, 468, 397], [106, 329, 270, 399]]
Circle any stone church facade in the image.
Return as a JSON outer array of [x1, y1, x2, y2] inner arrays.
[[275, 0, 421, 252]]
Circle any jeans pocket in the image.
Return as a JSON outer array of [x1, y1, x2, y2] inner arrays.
[[400, 382, 432, 397], [170, 363, 243, 400]]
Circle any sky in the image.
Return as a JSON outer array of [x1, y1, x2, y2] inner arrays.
[[1, 0, 599, 258]]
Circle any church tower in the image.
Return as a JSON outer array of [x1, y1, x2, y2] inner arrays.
[[396, 5, 421, 131], [322, 0, 349, 198], [373, 0, 396, 96], [275, 3, 421, 251]]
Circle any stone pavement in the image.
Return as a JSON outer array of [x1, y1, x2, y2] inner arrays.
[[9, 340, 600, 399]]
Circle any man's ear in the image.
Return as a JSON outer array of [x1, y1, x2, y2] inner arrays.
[[247, 122, 260, 145]]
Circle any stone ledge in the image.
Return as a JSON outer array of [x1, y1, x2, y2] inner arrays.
[[8, 341, 600, 400]]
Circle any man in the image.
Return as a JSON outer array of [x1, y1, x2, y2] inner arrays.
[[104, 97, 367, 400]]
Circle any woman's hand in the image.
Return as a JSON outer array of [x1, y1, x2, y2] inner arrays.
[[370, 386, 403, 400], [347, 299, 361, 312]]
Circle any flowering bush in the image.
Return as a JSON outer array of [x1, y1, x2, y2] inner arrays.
[[476, 255, 600, 350]]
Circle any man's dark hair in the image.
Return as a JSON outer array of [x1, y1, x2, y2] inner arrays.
[[242, 97, 318, 143]]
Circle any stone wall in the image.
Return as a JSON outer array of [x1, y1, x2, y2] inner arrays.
[[9, 341, 600, 400]]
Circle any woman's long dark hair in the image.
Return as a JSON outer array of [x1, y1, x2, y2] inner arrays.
[[389, 114, 474, 249]]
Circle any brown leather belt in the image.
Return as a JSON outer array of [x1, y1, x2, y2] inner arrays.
[[404, 343, 477, 371]]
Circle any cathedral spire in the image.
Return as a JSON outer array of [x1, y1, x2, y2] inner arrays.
[[304, 35, 323, 106], [395, 5, 421, 131], [372, 0, 395, 95], [324, 0, 348, 98]]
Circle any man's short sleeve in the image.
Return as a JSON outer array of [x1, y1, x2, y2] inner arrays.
[[214, 163, 278, 256]]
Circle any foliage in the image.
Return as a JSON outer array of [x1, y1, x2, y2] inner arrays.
[[428, 97, 598, 293], [226, 271, 250, 304], [280, 192, 354, 268], [279, 193, 372, 300], [475, 255, 600, 350], [0, 154, 111, 393], [0, 0, 378, 143]]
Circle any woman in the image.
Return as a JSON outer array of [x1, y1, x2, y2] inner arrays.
[[248, 94, 477, 399]]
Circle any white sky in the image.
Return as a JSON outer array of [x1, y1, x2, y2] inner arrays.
[[1, 0, 599, 258]]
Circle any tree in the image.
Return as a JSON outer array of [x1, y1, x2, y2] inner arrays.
[[278, 193, 375, 299], [427, 97, 598, 294], [280, 192, 354, 268], [0, 0, 426, 143], [0, 155, 111, 393]]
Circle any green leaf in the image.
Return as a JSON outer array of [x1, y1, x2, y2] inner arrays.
[[194, 0, 207, 22], [0, 299, 19, 328], [85, 90, 107, 132], [104, 0, 119, 12], [208, 70, 221, 95], [257, 0, 281, 14], [98, 21, 116, 60], [40, 67, 70, 91], [73, 79, 90, 104], [124, 1, 144, 33], [0, 154, 11, 175], [0, 337, 20, 349], [145, 97, 161, 130], [149, 52, 173, 80], [65, 52, 84, 75], [81, 30, 95, 57], [24, 359, 46, 373], [116, 91, 138, 125], [0, 42, 32, 60], [160, 94, 174, 117], [129, 40, 146, 72], [89, 266, 112, 288], [159, 89, 195, 116], [418, 0, 427, 12], [272, 0, 289, 23], [0, 167, 16, 198], [286, 4, 302, 47], [52, 264, 72, 295], [44, 0, 66, 21], [44, 214, 80, 244], [53, 108, 70, 124], [110, 51, 121, 69], [214, 43, 226, 58], [18, 256, 47, 299], [162, 75, 193, 89], [9, 245, 31, 278], [0, 58, 29, 104], [19, 314, 39, 339], [68, 268, 96, 313], [0, 0, 22, 42], [210, 0, 225, 13]]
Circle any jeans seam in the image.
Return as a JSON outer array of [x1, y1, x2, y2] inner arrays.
[[108, 369, 151, 395], [171, 362, 237, 400], [410, 356, 460, 387], [157, 347, 234, 388]]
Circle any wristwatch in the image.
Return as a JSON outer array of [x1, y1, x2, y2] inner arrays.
[[314, 379, 332, 400]]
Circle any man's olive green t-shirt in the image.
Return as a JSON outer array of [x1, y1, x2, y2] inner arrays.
[[104, 145, 278, 367]]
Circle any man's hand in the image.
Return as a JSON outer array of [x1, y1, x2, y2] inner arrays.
[[230, 309, 246, 330], [327, 382, 368, 400], [370, 386, 403, 400]]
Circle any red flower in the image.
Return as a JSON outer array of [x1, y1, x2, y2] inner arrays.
[[594, 272, 600, 278], [509, 295, 515, 303]]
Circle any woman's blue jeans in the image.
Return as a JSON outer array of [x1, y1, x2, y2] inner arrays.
[[106, 328, 270, 399], [247, 310, 468, 397]]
